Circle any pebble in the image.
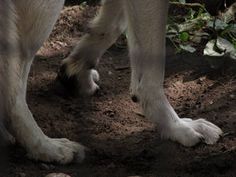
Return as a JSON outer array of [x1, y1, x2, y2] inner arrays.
[[18, 173, 26, 177], [45, 173, 71, 177]]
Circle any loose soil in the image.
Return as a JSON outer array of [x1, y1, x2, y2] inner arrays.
[[1, 3, 236, 177]]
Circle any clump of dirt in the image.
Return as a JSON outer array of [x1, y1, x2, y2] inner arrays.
[[2, 3, 236, 177], [38, 5, 98, 57]]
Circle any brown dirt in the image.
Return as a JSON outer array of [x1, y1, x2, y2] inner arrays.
[[2, 4, 236, 177]]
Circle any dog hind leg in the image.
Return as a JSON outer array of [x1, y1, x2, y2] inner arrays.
[[58, 0, 127, 96]]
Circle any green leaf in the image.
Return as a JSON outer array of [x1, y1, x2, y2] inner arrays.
[[179, 32, 189, 42]]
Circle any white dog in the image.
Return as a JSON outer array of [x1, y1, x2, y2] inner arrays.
[[0, 0, 222, 164]]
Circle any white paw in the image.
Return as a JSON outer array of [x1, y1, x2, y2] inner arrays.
[[91, 69, 99, 82], [78, 69, 100, 96], [28, 137, 85, 164], [163, 118, 223, 147]]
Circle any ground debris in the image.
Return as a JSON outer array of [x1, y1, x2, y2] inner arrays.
[[189, 147, 236, 174], [45, 173, 71, 177]]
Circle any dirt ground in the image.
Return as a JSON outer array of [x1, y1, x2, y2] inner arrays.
[[2, 4, 236, 177]]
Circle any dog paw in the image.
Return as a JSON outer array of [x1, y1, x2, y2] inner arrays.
[[162, 118, 222, 147], [28, 137, 85, 164], [56, 63, 100, 96], [78, 69, 100, 96]]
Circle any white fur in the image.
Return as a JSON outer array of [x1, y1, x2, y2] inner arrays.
[[64, 0, 222, 146], [0, 0, 222, 164], [0, 0, 84, 164], [124, 0, 222, 146], [77, 69, 100, 95], [62, 0, 126, 95]]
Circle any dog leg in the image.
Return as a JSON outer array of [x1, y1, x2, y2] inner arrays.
[[0, 0, 18, 147], [124, 0, 222, 146], [58, 0, 126, 96], [1, 0, 85, 164]]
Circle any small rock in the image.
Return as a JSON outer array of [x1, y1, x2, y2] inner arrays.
[[107, 162, 116, 169], [45, 173, 71, 177], [18, 173, 26, 177]]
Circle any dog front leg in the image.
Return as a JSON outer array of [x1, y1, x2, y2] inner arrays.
[[1, 0, 85, 164], [124, 0, 222, 146]]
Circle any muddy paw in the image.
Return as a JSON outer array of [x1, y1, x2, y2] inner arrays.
[[56, 63, 99, 97], [56, 63, 79, 96]]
